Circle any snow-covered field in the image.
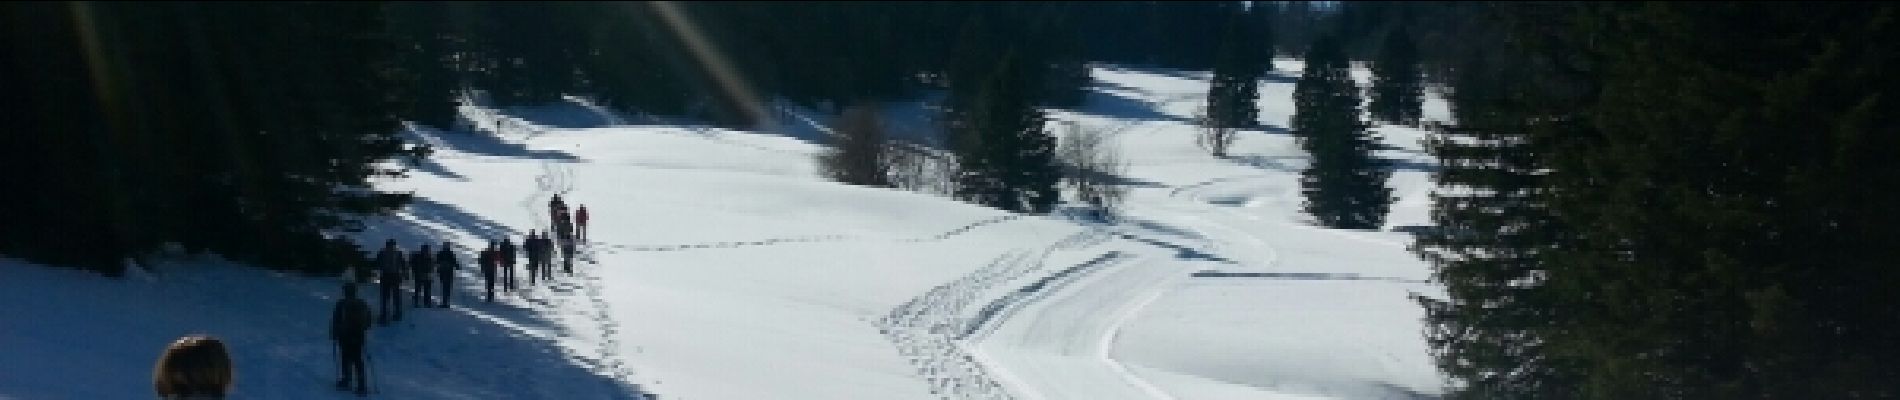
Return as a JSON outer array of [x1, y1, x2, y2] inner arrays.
[[1, 61, 1448, 399]]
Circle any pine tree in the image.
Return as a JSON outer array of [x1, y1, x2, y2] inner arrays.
[[1414, 48, 1583, 400], [1531, 3, 1900, 397], [1418, 3, 1900, 398], [946, 14, 1058, 214], [1294, 34, 1391, 229], [1200, 4, 1269, 157], [1369, 25, 1423, 126]]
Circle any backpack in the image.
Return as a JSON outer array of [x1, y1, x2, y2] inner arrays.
[[335, 298, 372, 341]]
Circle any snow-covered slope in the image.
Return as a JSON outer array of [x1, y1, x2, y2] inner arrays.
[[1, 61, 1449, 400]]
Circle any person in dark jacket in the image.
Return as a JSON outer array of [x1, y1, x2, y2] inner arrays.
[[500, 236, 518, 291], [435, 243, 457, 308], [374, 240, 405, 324], [330, 283, 372, 396], [410, 244, 435, 308], [549, 194, 567, 230], [555, 209, 572, 247], [519, 232, 534, 286], [541, 231, 555, 282], [479, 241, 498, 302], [562, 232, 577, 274], [525, 232, 542, 286]]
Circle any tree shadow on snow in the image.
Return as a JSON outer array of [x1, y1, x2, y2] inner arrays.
[[1223, 153, 1301, 172], [1070, 167, 1169, 190], [404, 198, 522, 241], [1093, 64, 1213, 81], [1258, 68, 1300, 85], [1072, 88, 1193, 123], [405, 122, 579, 161], [406, 156, 471, 182], [1383, 158, 1438, 173], [492, 97, 632, 130], [1242, 123, 1292, 135]]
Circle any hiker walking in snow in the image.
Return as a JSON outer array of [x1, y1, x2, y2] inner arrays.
[[562, 210, 576, 246], [410, 244, 435, 308], [331, 283, 372, 396], [549, 195, 567, 232], [553, 211, 571, 251], [522, 232, 540, 286], [562, 231, 577, 274], [576, 205, 589, 241], [374, 240, 405, 324], [436, 243, 457, 308], [479, 241, 498, 302], [500, 235, 518, 291], [530, 231, 549, 282]]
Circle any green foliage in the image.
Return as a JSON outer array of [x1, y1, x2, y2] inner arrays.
[[1368, 26, 1423, 126], [1417, 2, 1900, 398], [0, 2, 417, 274], [1294, 34, 1392, 229], [945, 15, 1059, 214], [1205, 4, 1270, 128]]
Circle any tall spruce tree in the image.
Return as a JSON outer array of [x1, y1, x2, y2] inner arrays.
[[1414, 46, 1583, 400], [1201, 3, 1269, 157], [1294, 34, 1391, 229], [1368, 25, 1423, 126], [946, 15, 1058, 214], [1419, 3, 1900, 398], [1534, 3, 1900, 397]]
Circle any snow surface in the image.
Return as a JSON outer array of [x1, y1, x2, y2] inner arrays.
[[1, 62, 1450, 399]]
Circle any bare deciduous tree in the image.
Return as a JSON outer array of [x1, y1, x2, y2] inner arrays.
[[1056, 121, 1129, 221], [886, 139, 958, 196], [1194, 103, 1241, 157], [817, 104, 893, 187]]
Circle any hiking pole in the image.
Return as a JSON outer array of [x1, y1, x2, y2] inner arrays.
[[367, 341, 380, 395]]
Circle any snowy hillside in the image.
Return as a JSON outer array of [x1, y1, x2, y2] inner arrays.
[[1, 61, 1449, 400]]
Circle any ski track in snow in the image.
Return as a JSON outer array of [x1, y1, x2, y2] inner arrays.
[[586, 215, 1027, 254], [1167, 165, 1410, 251], [964, 216, 1216, 400], [871, 227, 1120, 400]]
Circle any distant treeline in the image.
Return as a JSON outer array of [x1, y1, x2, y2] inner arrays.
[[386, 1, 1321, 128]]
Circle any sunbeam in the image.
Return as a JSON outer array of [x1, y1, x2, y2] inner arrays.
[[649, 1, 771, 129]]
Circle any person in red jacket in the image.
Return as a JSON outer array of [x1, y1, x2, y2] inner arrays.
[[576, 205, 589, 241]]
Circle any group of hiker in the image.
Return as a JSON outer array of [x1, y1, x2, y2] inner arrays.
[[324, 195, 591, 396]]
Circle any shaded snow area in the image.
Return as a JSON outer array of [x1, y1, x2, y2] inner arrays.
[[1, 62, 1450, 399]]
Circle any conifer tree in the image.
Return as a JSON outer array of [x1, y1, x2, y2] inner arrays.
[[1294, 34, 1391, 228], [1369, 25, 1423, 126], [1200, 4, 1269, 157], [945, 15, 1058, 214]]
